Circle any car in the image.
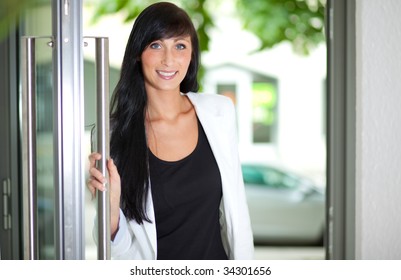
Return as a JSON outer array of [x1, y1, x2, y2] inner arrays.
[[241, 163, 325, 245]]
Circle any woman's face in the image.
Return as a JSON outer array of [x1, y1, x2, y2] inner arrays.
[[141, 35, 192, 94]]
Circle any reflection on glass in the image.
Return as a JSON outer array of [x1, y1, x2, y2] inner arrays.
[[36, 59, 54, 259], [21, 2, 55, 259]]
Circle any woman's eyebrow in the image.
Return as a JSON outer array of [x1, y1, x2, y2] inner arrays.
[[156, 36, 190, 43], [172, 36, 191, 42]]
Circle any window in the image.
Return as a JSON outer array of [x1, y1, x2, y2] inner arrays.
[[217, 83, 237, 105], [252, 81, 277, 143]]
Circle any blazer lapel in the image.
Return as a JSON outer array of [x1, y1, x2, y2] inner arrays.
[[187, 92, 232, 167]]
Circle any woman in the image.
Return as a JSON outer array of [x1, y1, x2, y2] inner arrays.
[[87, 2, 254, 260]]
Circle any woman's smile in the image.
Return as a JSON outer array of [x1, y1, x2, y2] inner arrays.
[[156, 70, 178, 79]]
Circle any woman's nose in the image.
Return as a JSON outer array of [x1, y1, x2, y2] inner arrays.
[[161, 49, 173, 66]]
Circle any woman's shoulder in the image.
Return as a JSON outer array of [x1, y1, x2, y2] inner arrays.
[[186, 92, 234, 109]]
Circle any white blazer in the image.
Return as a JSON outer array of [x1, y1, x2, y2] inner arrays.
[[108, 92, 254, 259]]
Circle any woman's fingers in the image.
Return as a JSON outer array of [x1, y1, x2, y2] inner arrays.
[[90, 165, 106, 184], [90, 168, 107, 189], [87, 152, 107, 198], [87, 156, 121, 233], [88, 152, 101, 167], [86, 178, 99, 198]]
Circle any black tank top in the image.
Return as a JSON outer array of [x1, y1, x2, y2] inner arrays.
[[149, 119, 228, 260]]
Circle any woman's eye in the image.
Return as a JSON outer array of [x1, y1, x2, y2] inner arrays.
[[149, 43, 161, 49], [176, 43, 186, 50]]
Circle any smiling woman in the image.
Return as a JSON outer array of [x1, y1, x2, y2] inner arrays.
[[141, 36, 192, 94], [86, 2, 254, 260]]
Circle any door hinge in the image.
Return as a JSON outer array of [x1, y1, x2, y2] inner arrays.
[[2, 179, 11, 230]]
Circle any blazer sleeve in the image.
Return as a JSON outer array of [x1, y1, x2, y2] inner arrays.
[[92, 208, 134, 258], [225, 99, 255, 259]]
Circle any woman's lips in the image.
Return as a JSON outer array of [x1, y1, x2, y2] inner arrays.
[[157, 70, 177, 79]]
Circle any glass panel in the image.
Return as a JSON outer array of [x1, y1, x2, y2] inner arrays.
[[20, 1, 55, 259]]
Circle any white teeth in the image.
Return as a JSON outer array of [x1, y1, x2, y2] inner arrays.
[[158, 71, 176, 77]]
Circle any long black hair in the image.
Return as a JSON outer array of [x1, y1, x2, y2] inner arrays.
[[110, 2, 200, 223]]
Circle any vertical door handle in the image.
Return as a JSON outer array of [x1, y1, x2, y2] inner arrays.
[[21, 36, 39, 260], [94, 37, 111, 260]]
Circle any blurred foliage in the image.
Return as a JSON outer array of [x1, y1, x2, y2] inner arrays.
[[0, 0, 31, 40], [0, 0, 326, 54], [89, 0, 326, 55], [236, 0, 326, 55], [89, 0, 214, 54]]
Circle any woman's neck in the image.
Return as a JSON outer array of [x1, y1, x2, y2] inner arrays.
[[146, 89, 191, 122]]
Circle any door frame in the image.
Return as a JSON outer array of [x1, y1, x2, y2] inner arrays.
[[326, 0, 357, 260], [0, 21, 21, 260], [52, 0, 85, 259], [1, 0, 358, 260]]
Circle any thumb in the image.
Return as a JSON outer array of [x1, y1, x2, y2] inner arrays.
[[107, 159, 119, 178]]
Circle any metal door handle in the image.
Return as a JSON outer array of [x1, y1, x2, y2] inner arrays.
[[93, 37, 111, 260], [21, 36, 111, 260], [21, 36, 39, 260]]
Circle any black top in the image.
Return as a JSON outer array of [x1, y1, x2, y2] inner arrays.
[[149, 120, 228, 260]]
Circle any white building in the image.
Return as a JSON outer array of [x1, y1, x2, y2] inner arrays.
[[203, 43, 327, 183]]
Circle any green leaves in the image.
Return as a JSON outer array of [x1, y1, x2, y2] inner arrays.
[[236, 0, 326, 55], [0, 0, 31, 39], [89, 0, 325, 55], [90, 0, 149, 23], [89, 0, 214, 53], [1, 0, 326, 55]]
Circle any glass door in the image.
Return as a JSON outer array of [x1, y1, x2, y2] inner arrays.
[[19, 0, 110, 260]]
